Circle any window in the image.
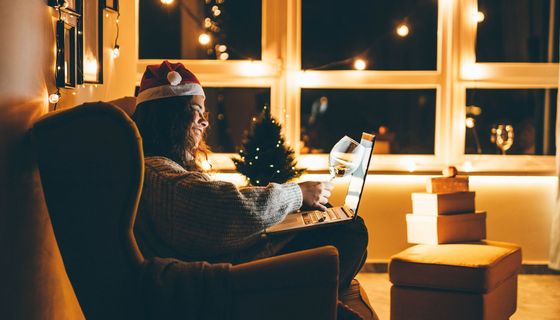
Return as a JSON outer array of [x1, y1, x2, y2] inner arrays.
[[301, 0, 438, 70], [465, 89, 557, 155], [204, 87, 270, 153], [139, 0, 261, 60], [476, 0, 559, 63], [137, 0, 559, 173], [300, 89, 436, 154]]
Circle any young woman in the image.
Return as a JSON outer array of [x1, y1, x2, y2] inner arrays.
[[132, 61, 368, 289]]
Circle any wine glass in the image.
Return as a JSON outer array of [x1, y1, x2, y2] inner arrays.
[[494, 124, 514, 155], [328, 136, 365, 181]]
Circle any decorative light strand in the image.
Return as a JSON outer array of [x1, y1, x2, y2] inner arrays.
[[51, 6, 64, 110], [112, 13, 121, 58]]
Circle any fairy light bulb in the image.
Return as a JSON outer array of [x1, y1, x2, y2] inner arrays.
[[198, 33, 211, 45], [396, 24, 410, 37], [204, 18, 212, 28], [219, 52, 229, 60], [465, 116, 475, 128], [217, 44, 227, 52], [353, 59, 366, 70], [112, 45, 120, 58], [49, 92, 60, 104], [161, 0, 174, 5], [474, 11, 485, 23]]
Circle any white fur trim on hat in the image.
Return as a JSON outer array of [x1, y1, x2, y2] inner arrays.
[[136, 83, 205, 105]]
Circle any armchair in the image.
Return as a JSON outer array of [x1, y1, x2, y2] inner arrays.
[[31, 102, 341, 319]]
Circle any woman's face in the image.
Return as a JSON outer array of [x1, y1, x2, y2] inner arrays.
[[189, 95, 209, 148]]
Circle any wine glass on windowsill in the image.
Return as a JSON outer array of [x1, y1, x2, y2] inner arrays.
[[492, 124, 514, 155]]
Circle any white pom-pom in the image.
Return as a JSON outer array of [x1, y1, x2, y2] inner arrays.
[[167, 71, 182, 86]]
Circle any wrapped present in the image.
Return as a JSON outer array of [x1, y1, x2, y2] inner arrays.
[[406, 211, 486, 244], [427, 176, 469, 193], [412, 191, 475, 215]]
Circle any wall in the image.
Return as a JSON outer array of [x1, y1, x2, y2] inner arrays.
[[0, 0, 136, 319]]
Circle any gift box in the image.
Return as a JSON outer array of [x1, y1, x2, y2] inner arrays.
[[427, 176, 469, 193], [412, 191, 475, 215], [406, 211, 486, 244]]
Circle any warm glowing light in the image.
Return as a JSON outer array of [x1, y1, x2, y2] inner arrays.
[[396, 24, 409, 37], [217, 44, 227, 52], [466, 105, 482, 116], [48, 93, 60, 104], [219, 52, 229, 60], [198, 33, 211, 45], [405, 160, 417, 172], [461, 63, 488, 80], [238, 61, 270, 76], [353, 59, 366, 70], [474, 11, 485, 23], [112, 45, 120, 58], [378, 126, 388, 135], [462, 161, 473, 172], [201, 160, 212, 171], [465, 117, 475, 128], [84, 57, 98, 80], [160, 0, 174, 5], [213, 9, 221, 16], [204, 18, 212, 28]]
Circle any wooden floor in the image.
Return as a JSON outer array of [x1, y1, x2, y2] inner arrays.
[[356, 273, 560, 320]]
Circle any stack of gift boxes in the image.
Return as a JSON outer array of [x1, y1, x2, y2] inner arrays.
[[406, 167, 486, 244]]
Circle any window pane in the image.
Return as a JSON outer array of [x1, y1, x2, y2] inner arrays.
[[476, 0, 560, 62], [465, 89, 557, 155], [139, 0, 261, 60], [204, 87, 269, 153], [300, 89, 436, 154], [301, 0, 438, 70]]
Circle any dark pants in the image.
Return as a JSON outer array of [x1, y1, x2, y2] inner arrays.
[[275, 216, 369, 290]]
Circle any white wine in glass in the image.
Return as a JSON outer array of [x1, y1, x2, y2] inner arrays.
[[328, 136, 365, 181]]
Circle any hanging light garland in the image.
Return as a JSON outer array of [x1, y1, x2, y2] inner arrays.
[[159, 0, 229, 60], [112, 13, 121, 58], [50, 5, 65, 110], [153, 1, 435, 71]]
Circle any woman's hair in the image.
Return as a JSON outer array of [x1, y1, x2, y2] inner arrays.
[[132, 96, 209, 171]]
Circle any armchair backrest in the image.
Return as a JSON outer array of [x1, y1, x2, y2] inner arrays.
[[32, 102, 145, 319]]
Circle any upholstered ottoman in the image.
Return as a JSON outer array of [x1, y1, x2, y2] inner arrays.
[[389, 240, 522, 320]]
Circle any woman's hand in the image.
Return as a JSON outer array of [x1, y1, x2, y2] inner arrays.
[[298, 181, 333, 211]]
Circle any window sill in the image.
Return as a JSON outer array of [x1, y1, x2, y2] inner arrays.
[[207, 153, 556, 176]]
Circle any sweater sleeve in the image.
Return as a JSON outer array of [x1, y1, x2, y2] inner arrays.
[[142, 157, 303, 256]]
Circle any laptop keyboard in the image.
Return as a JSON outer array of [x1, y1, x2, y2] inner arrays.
[[302, 208, 342, 225]]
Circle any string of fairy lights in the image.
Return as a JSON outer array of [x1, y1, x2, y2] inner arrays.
[[159, 0, 486, 70], [48, 1, 121, 108], [161, 0, 230, 60]]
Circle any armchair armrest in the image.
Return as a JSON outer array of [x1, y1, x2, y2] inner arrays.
[[230, 245, 339, 320]]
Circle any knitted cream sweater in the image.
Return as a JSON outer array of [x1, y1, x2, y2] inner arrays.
[[139, 157, 303, 257]]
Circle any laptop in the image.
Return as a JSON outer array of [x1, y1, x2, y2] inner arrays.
[[265, 132, 376, 234]]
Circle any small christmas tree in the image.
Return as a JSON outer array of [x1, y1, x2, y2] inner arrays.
[[233, 106, 305, 186]]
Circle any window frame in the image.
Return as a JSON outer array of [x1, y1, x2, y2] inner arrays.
[[136, 0, 558, 174]]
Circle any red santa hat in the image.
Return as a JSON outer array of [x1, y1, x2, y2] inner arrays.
[[136, 60, 205, 106]]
